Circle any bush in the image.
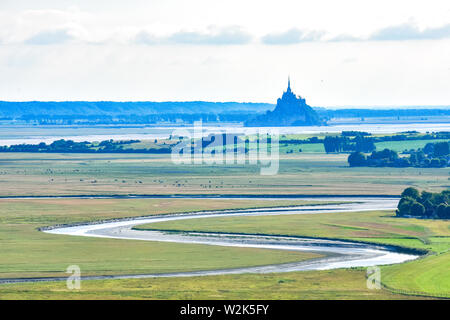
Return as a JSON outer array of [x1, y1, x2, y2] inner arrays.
[[398, 187, 449, 219], [397, 197, 414, 216], [433, 141, 449, 157], [410, 202, 425, 216], [401, 187, 420, 200], [430, 158, 441, 167], [436, 204, 447, 219], [347, 152, 366, 167]]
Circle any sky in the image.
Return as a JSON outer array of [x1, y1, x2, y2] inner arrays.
[[0, 0, 449, 107]]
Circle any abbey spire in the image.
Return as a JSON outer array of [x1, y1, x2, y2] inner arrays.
[[245, 78, 322, 127]]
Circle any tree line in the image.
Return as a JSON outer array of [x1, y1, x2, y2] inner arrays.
[[397, 187, 449, 219], [0, 139, 172, 154], [324, 135, 376, 153], [348, 141, 449, 168], [323, 132, 449, 154]]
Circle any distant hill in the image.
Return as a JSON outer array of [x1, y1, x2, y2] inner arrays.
[[315, 108, 450, 118], [0, 101, 274, 118], [0, 100, 448, 125]]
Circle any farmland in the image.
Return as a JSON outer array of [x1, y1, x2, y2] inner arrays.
[[0, 152, 448, 197], [0, 137, 448, 300], [135, 209, 450, 298], [0, 198, 322, 279]]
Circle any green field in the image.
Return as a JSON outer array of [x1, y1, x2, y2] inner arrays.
[[135, 209, 450, 298], [374, 139, 449, 153], [0, 198, 323, 279], [273, 138, 448, 154], [0, 152, 448, 196], [279, 143, 325, 153], [382, 250, 450, 297], [0, 151, 448, 300], [0, 269, 418, 300], [1, 200, 448, 299], [276, 133, 448, 154]]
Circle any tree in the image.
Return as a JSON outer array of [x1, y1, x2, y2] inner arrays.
[[433, 142, 449, 157], [410, 202, 425, 217], [397, 196, 418, 216], [399, 187, 449, 219], [354, 136, 376, 153], [348, 152, 366, 167], [443, 190, 450, 199], [430, 193, 447, 207], [409, 153, 417, 164], [424, 143, 434, 155], [367, 149, 398, 166], [430, 158, 441, 167], [401, 187, 420, 200], [421, 191, 432, 202], [416, 150, 425, 162], [397, 197, 414, 216], [422, 199, 435, 216], [436, 204, 447, 219], [324, 136, 343, 153]]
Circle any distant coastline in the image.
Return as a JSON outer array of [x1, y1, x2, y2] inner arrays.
[[0, 100, 449, 127], [0, 122, 449, 147]]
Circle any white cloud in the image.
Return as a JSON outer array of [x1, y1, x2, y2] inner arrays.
[[261, 28, 325, 45], [1, 1, 450, 105], [167, 26, 252, 45], [134, 26, 253, 45], [0, 7, 94, 44], [370, 22, 450, 41], [134, 30, 159, 45], [2, 7, 450, 46], [25, 28, 74, 45]]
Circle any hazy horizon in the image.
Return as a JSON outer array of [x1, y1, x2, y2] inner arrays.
[[1, 99, 449, 110]]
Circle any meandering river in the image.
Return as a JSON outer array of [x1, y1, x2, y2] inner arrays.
[[0, 196, 419, 284]]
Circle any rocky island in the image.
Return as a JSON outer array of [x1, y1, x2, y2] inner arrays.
[[245, 78, 323, 127]]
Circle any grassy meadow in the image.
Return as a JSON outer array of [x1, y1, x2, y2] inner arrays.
[[0, 269, 418, 300], [0, 152, 448, 196], [0, 198, 448, 299], [136, 209, 450, 298], [0, 140, 448, 300], [374, 139, 449, 153], [0, 198, 325, 279]]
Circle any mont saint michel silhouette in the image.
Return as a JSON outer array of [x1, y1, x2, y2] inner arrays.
[[245, 78, 321, 127]]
